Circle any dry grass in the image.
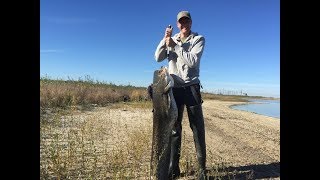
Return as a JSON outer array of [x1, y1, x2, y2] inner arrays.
[[40, 77, 253, 110], [40, 103, 254, 180], [40, 76, 150, 109], [40, 106, 152, 179], [202, 93, 251, 102]]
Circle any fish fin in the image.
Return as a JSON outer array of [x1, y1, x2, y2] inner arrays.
[[168, 93, 171, 109], [164, 74, 174, 93], [147, 84, 153, 100]]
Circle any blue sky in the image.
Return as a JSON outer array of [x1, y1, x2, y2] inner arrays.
[[40, 0, 280, 98]]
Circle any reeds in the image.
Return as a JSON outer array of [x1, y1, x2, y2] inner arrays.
[[40, 76, 150, 110]]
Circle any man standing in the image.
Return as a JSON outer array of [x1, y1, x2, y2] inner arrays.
[[154, 11, 206, 179]]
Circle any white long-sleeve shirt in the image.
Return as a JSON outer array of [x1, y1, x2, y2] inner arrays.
[[154, 31, 205, 88]]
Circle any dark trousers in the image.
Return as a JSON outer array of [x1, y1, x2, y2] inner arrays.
[[168, 83, 206, 178]]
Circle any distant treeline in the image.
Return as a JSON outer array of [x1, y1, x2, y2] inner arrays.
[[207, 89, 248, 96]]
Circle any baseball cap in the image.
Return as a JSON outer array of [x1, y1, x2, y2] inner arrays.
[[177, 11, 192, 21]]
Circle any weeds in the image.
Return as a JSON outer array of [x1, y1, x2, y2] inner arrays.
[[40, 77, 150, 110], [40, 77, 254, 111], [41, 106, 237, 179]]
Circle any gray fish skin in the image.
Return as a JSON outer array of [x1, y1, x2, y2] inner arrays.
[[150, 67, 178, 180]]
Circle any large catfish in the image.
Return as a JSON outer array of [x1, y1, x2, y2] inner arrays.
[[149, 66, 178, 180]]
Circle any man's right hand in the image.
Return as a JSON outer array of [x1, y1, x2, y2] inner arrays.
[[164, 26, 173, 39]]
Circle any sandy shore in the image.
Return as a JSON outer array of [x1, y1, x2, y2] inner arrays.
[[43, 99, 280, 179], [201, 100, 280, 164], [93, 99, 280, 179], [200, 100, 280, 179]]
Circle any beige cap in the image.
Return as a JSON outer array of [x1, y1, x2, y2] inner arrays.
[[177, 11, 192, 21]]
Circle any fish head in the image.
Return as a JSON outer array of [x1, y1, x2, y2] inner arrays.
[[154, 66, 174, 93]]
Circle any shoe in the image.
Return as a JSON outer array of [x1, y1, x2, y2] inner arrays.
[[197, 168, 206, 180]]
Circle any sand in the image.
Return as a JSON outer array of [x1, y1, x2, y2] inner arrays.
[[93, 99, 280, 179]]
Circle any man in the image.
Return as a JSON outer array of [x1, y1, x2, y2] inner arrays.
[[154, 11, 206, 179]]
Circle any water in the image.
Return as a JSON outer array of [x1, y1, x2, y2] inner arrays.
[[231, 99, 280, 119]]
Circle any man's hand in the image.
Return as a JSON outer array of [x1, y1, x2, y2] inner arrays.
[[165, 37, 177, 48], [164, 26, 173, 39]]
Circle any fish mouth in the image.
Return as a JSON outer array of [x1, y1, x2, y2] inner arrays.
[[154, 66, 174, 93]]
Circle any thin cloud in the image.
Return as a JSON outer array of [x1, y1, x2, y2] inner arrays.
[[200, 70, 209, 73], [40, 49, 63, 53], [45, 17, 97, 24]]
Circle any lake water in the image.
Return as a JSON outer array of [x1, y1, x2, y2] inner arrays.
[[230, 99, 280, 119]]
